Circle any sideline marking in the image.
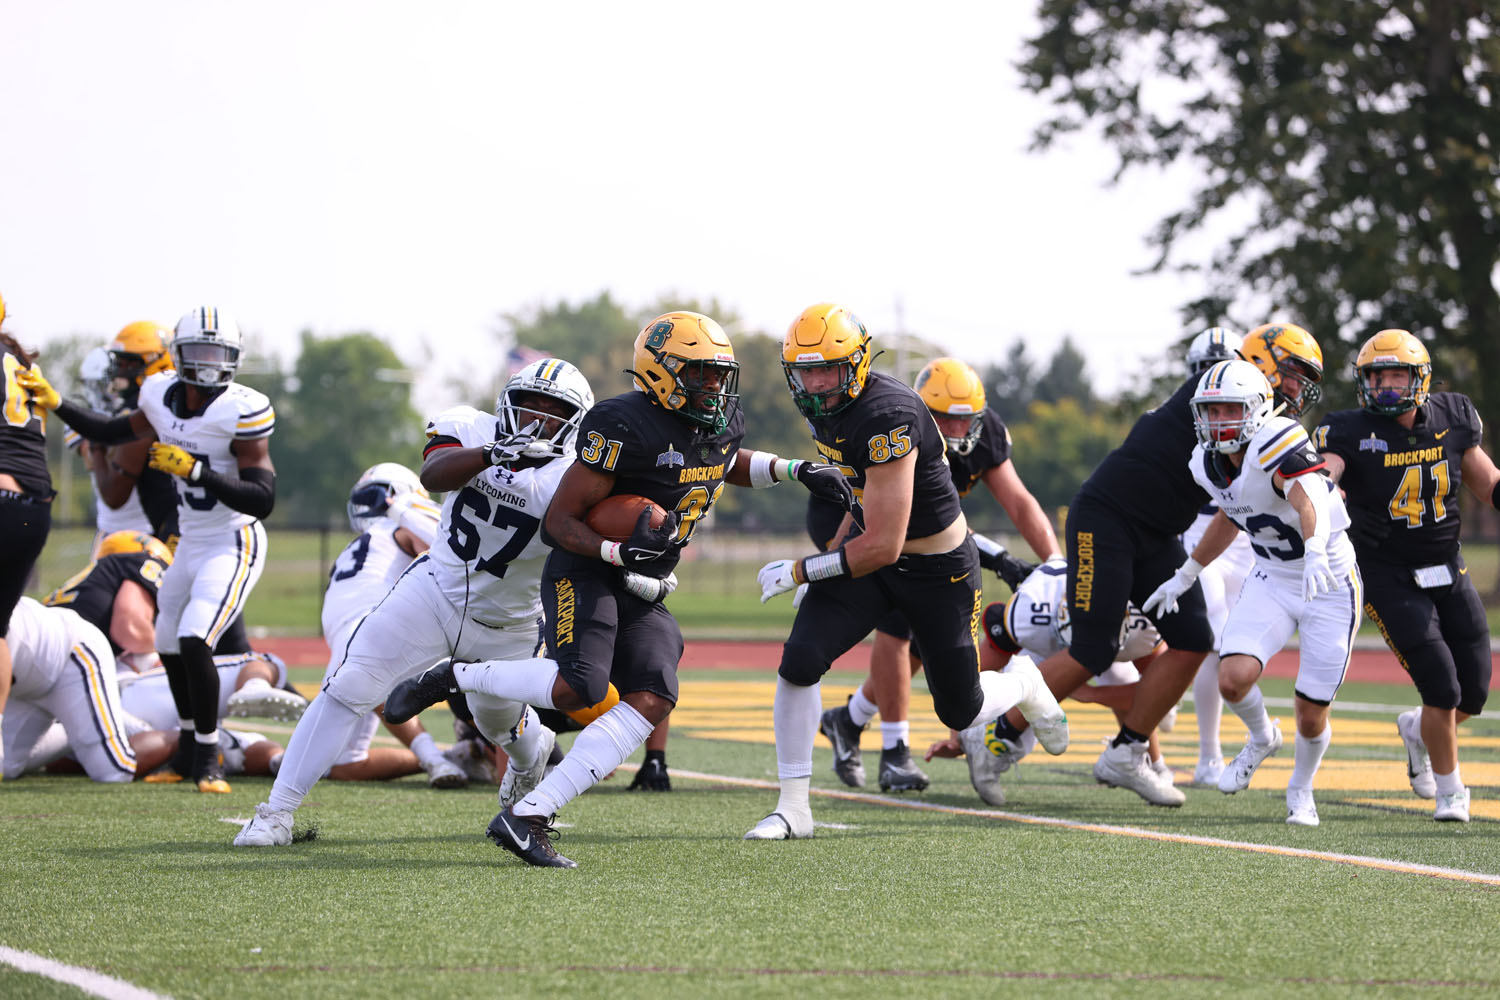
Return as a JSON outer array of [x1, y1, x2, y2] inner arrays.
[[667, 767, 1500, 887], [0, 945, 170, 1000]]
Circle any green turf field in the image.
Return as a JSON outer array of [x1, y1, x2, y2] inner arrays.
[[3, 672, 1498, 999]]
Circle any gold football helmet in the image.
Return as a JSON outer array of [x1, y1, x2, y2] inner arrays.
[[782, 303, 873, 418], [0, 291, 6, 328], [915, 357, 987, 455], [1355, 328, 1431, 415], [630, 311, 740, 433], [108, 321, 174, 402], [1240, 322, 1323, 416], [95, 530, 174, 565]]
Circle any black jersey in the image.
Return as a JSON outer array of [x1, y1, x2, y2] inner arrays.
[[1075, 374, 1208, 535], [0, 348, 53, 497], [42, 550, 168, 653], [1315, 392, 1481, 565], [564, 390, 746, 573], [809, 371, 962, 539], [947, 409, 1013, 497]]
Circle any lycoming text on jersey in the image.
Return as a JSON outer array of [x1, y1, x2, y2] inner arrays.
[[475, 479, 528, 508]]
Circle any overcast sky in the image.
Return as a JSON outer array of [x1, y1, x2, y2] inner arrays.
[[2, 2, 1216, 395]]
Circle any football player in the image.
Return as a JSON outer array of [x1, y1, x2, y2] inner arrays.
[[1148, 358, 1360, 826], [1181, 328, 1257, 786], [816, 355, 1059, 797], [234, 357, 604, 848], [748, 303, 1068, 840], [1315, 330, 1500, 823], [315, 462, 469, 786], [64, 347, 153, 549], [20, 307, 276, 793], [1, 309, 55, 760], [43, 529, 173, 664], [422, 312, 852, 867]]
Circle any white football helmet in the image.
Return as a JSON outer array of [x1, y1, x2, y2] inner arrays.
[[78, 346, 119, 412], [171, 307, 243, 389], [347, 462, 428, 534], [1186, 327, 1243, 376], [496, 357, 594, 458], [1191, 359, 1275, 454]]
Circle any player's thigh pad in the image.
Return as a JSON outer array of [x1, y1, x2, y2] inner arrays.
[[892, 541, 984, 730], [608, 598, 684, 703], [166, 524, 267, 651], [1065, 498, 1149, 673], [546, 567, 619, 707], [779, 573, 890, 687], [324, 569, 460, 712], [1219, 570, 1299, 672], [1292, 568, 1362, 704], [1361, 562, 1462, 710]]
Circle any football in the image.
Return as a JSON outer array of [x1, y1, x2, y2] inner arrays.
[[585, 494, 669, 543]]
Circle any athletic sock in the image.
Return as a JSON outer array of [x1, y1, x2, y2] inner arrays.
[[1226, 685, 1274, 745], [880, 720, 910, 751], [973, 668, 1029, 728], [1290, 722, 1330, 789], [515, 701, 654, 817], [1434, 768, 1464, 797], [1111, 725, 1150, 748], [1194, 653, 1223, 760], [266, 692, 366, 813], [453, 657, 558, 709], [772, 676, 820, 780], [409, 731, 446, 771], [503, 707, 548, 770], [847, 686, 878, 727]]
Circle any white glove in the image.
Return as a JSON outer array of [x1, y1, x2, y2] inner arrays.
[[791, 582, 809, 609], [757, 559, 800, 604], [622, 570, 679, 603], [1141, 559, 1204, 617], [1301, 537, 1338, 602]]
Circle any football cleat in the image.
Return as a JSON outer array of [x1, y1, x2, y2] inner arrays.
[[425, 755, 468, 790], [959, 723, 1006, 806], [234, 803, 294, 847], [818, 701, 867, 788], [1193, 757, 1226, 788], [743, 809, 814, 840], [1286, 786, 1320, 827], [486, 806, 577, 868], [192, 742, 231, 794], [877, 741, 929, 793], [1218, 720, 1284, 794], [1093, 741, 1186, 807], [382, 659, 458, 725], [143, 736, 193, 784], [226, 682, 308, 723], [1434, 786, 1471, 823], [1150, 756, 1174, 784], [444, 738, 498, 785], [1010, 657, 1069, 755], [1396, 709, 1436, 799], [498, 726, 556, 810]]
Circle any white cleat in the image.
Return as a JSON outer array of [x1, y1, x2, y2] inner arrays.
[[444, 738, 498, 785], [959, 723, 1006, 806], [498, 726, 556, 811], [1159, 703, 1179, 733], [1434, 786, 1471, 823], [1286, 786, 1320, 827], [1093, 741, 1185, 807], [234, 802, 293, 847], [1009, 657, 1069, 755], [1218, 720, 1284, 795], [1150, 757, 1174, 784], [226, 685, 309, 723], [1192, 757, 1226, 788], [743, 810, 814, 840], [1396, 709, 1436, 800], [425, 755, 468, 790]]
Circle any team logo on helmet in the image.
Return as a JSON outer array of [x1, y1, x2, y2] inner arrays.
[[630, 312, 740, 434], [1240, 323, 1323, 417]]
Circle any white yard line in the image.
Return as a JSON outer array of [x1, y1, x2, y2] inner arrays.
[[0, 945, 170, 1000]]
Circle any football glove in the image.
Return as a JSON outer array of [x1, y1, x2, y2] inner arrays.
[[792, 461, 854, 511], [347, 482, 392, 521], [627, 751, 671, 791], [609, 508, 678, 568], [757, 558, 801, 603], [1301, 537, 1339, 602], [621, 570, 679, 603], [980, 550, 1036, 591], [791, 582, 809, 609], [1141, 558, 1204, 618], [148, 442, 201, 481], [14, 366, 60, 410]]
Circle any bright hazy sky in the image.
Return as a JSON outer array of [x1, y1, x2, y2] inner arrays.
[[2, 2, 1214, 395]]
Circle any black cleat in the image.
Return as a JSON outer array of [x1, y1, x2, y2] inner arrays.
[[819, 701, 867, 788], [382, 658, 458, 724], [144, 733, 194, 785], [627, 754, 671, 791], [878, 741, 930, 792], [486, 806, 577, 868], [192, 740, 231, 794]]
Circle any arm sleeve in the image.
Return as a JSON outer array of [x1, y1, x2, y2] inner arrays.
[[54, 400, 139, 445], [195, 465, 275, 519]]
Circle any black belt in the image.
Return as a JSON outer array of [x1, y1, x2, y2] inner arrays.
[[0, 488, 52, 504]]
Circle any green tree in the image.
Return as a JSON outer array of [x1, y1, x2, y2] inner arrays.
[[1006, 397, 1131, 514], [1021, 1, 1500, 434], [982, 341, 1038, 426], [1032, 336, 1096, 410], [269, 332, 424, 525]]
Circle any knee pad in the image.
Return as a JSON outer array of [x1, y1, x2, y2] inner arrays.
[[777, 640, 831, 687]]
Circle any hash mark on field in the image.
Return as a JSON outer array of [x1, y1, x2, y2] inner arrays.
[[677, 768, 1500, 887]]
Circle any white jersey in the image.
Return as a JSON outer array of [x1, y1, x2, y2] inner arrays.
[[423, 405, 571, 624], [999, 557, 1160, 665], [1183, 505, 1256, 582], [65, 428, 153, 535], [1187, 415, 1355, 587], [321, 518, 432, 641], [136, 372, 275, 536], [6, 599, 92, 700]]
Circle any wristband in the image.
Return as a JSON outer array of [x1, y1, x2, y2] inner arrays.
[[802, 548, 850, 582], [747, 451, 779, 489], [972, 532, 1004, 559], [1180, 557, 1205, 580], [188, 461, 203, 483], [771, 457, 799, 483], [601, 540, 624, 567]]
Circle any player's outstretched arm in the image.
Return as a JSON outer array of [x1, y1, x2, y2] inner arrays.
[[980, 460, 1060, 560], [1460, 444, 1500, 511], [732, 449, 854, 510]]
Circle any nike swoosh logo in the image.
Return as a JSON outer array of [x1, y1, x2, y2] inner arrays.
[[1435, 429, 1449, 439], [502, 815, 531, 851], [721, 443, 733, 454], [950, 574, 968, 583], [834, 437, 845, 443], [1460, 566, 1468, 575]]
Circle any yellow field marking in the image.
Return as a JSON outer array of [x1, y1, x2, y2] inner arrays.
[[1347, 796, 1500, 821], [683, 768, 1500, 886]]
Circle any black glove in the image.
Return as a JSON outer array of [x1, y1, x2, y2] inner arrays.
[[348, 482, 391, 521], [981, 551, 1036, 591], [795, 461, 854, 511], [628, 750, 671, 791], [619, 508, 679, 567]]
